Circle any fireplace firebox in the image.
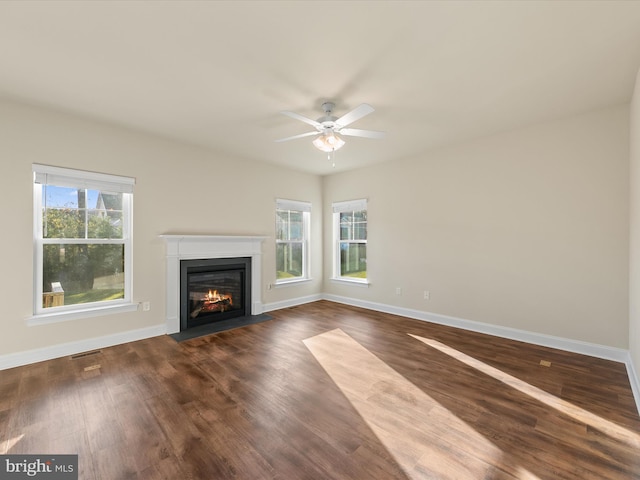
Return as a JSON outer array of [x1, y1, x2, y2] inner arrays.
[[180, 257, 251, 330]]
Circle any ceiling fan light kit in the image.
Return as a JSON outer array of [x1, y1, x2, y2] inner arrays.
[[276, 101, 385, 165], [312, 132, 345, 152]]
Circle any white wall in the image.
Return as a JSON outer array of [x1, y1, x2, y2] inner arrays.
[[0, 96, 633, 367], [324, 105, 630, 348], [0, 98, 322, 360], [629, 69, 640, 381]]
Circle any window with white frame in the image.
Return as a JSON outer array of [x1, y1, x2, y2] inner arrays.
[[33, 164, 134, 317], [275, 199, 311, 283], [333, 199, 368, 282]]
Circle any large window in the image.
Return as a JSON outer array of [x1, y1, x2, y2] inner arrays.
[[276, 199, 311, 284], [333, 199, 367, 282], [33, 164, 135, 318]]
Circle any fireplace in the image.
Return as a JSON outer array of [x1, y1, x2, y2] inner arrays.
[[161, 235, 266, 335], [180, 257, 251, 330]]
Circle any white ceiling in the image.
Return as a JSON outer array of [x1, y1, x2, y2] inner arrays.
[[2, 1, 640, 175]]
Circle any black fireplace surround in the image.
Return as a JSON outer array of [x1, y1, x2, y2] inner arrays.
[[180, 257, 251, 331]]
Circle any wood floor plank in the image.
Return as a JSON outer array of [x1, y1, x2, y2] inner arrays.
[[0, 300, 639, 479]]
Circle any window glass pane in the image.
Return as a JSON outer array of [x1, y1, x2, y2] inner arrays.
[[276, 210, 288, 241], [42, 243, 125, 308], [289, 222, 303, 241], [276, 210, 303, 242], [353, 210, 367, 222], [340, 242, 367, 278], [353, 210, 367, 240], [288, 211, 302, 223], [276, 242, 303, 279], [340, 210, 367, 240], [353, 223, 367, 240], [43, 206, 84, 239], [42, 187, 123, 239], [43, 185, 80, 209], [89, 192, 123, 239], [88, 211, 123, 239], [340, 212, 352, 240]]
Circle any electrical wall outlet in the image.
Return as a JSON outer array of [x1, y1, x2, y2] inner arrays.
[[396, 287, 402, 295], [424, 290, 430, 300], [142, 301, 151, 311]]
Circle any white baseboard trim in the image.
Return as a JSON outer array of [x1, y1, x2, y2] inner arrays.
[[263, 294, 323, 313], [323, 294, 629, 363], [0, 294, 320, 371], [0, 324, 166, 371], [3, 292, 638, 414], [325, 293, 639, 414]]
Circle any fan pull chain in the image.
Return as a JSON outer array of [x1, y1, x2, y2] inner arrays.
[[329, 148, 336, 168]]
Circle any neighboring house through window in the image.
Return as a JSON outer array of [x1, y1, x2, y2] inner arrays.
[[275, 199, 311, 284], [32, 164, 135, 322], [333, 199, 368, 283]]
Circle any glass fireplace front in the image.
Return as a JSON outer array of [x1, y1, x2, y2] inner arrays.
[[180, 257, 251, 330]]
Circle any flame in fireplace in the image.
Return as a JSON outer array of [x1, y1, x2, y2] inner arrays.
[[205, 289, 232, 305], [189, 288, 235, 319]]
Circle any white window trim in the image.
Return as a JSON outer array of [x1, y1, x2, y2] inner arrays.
[[332, 198, 369, 284], [27, 303, 140, 326], [274, 277, 314, 288], [275, 199, 311, 285], [330, 277, 370, 287], [31, 164, 136, 324], [276, 198, 311, 213], [332, 198, 367, 214]]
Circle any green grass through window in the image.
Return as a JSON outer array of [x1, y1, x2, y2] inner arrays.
[[343, 270, 367, 279], [64, 289, 124, 305]]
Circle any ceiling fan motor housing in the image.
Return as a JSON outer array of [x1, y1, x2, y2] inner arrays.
[[318, 102, 338, 127]]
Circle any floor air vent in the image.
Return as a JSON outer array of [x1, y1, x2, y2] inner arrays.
[[71, 350, 102, 359]]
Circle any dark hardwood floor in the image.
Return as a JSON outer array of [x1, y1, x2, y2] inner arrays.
[[1, 300, 639, 479]]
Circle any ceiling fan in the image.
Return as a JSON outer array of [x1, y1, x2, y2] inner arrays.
[[275, 101, 385, 153]]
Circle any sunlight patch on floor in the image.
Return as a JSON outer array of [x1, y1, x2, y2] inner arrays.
[[303, 328, 540, 479], [1, 434, 24, 454], [409, 334, 640, 449]]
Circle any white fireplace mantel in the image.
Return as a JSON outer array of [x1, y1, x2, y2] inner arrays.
[[160, 235, 267, 334]]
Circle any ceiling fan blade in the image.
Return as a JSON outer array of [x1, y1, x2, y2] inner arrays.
[[335, 103, 375, 128], [274, 131, 319, 143], [339, 128, 385, 139], [280, 111, 322, 128]]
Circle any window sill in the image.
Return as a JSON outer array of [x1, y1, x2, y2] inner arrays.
[[330, 277, 371, 288], [27, 302, 140, 326], [275, 278, 313, 288]]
